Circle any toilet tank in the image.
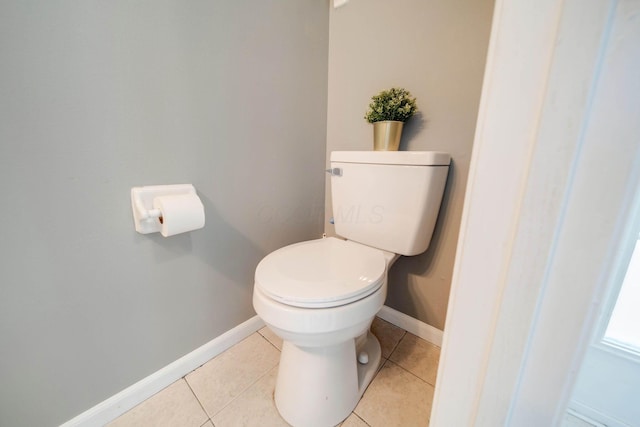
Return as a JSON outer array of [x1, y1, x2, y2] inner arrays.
[[330, 151, 450, 256]]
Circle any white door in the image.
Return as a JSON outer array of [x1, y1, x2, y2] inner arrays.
[[430, 0, 640, 425]]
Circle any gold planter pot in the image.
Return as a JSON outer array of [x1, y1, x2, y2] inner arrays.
[[373, 121, 404, 151]]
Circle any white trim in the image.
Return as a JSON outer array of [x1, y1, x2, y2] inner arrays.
[[378, 305, 443, 347], [61, 316, 265, 427], [567, 404, 625, 427]]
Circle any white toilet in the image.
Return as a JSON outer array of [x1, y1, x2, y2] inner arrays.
[[253, 151, 450, 427]]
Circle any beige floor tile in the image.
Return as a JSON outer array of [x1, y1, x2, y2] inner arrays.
[[186, 333, 280, 417], [389, 333, 440, 386], [355, 361, 434, 427], [201, 421, 214, 427], [371, 317, 406, 359], [107, 379, 207, 427], [211, 366, 289, 427], [258, 326, 283, 351], [340, 412, 369, 426]]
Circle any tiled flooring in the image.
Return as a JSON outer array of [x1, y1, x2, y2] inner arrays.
[[108, 317, 440, 427]]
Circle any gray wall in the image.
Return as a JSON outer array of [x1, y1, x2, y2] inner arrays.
[[325, 0, 494, 329], [0, 2, 328, 425]]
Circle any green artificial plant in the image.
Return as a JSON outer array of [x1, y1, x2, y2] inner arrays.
[[364, 87, 418, 123]]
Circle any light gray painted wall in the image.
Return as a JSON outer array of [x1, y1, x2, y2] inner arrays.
[[325, 0, 493, 329], [0, 2, 328, 425]]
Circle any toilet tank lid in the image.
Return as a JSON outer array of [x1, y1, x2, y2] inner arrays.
[[331, 151, 450, 166]]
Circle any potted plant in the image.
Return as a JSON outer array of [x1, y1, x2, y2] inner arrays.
[[364, 87, 418, 151]]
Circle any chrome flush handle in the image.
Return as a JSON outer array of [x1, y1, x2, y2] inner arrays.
[[325, 167, 342, 177]]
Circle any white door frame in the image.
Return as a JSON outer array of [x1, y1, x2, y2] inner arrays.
[[430, 0, 640, 425]]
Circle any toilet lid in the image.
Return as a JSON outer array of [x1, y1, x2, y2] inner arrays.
[[255, 237, 387, 308]]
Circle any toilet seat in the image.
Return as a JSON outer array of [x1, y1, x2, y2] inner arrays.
[[255, 237, 386, 309]]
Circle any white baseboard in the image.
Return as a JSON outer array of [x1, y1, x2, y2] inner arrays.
[[378, 305, 443, 347], [61, 315, 265, 427]]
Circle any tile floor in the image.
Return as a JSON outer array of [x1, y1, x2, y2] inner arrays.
[[107, 317, 440, 427]]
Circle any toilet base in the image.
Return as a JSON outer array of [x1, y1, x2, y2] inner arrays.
[[274, 331, 381, 427]]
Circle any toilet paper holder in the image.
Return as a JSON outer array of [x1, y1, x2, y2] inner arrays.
[[131, 184, 198, 234]]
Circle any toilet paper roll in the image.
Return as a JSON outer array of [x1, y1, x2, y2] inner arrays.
[[152, 193, 205, 237]]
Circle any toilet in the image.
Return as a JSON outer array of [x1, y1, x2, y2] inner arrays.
[[253, 151, 450, 427]]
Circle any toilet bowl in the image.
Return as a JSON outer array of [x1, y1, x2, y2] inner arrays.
[[253, 151, 451, 426], [253, 237, 398, 427]]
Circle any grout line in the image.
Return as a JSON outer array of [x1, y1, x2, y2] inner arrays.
[[386, 333, 441, 387], [386, 330, 407, 360], [256, 329, 282, 352], [384, 359, 435, 387], [372, 315, 407, 359], [183, 378, 211, 421], [208, 362, 279, 420], [350, 411, 372, 426], [184, 333, 279, 420]]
